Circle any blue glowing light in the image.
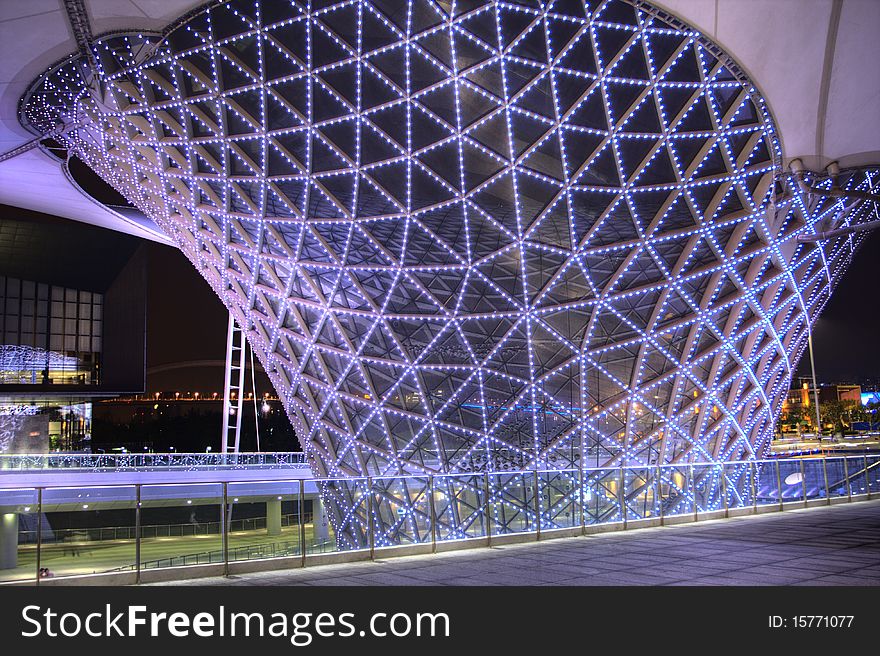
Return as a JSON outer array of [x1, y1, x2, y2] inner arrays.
[[19, 0, 879, 545]]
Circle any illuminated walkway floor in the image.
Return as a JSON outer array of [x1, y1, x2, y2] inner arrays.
[[154, 500, 880, 587]]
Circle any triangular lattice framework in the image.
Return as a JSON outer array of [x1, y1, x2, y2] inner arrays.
[[22, 0, 880, 504]]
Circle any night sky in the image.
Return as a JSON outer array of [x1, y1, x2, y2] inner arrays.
[[794, 230, 880, 384], [147, 230, 880, 392], [145, 241, 273, 395], [146, 241, 226, 370]]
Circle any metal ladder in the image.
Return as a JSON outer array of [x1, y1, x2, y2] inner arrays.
[[221, 312, 245, 454]]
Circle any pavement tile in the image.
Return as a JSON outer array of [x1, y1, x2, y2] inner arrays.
[[808, 574, 878, 585], [840, 568, 880, 582]]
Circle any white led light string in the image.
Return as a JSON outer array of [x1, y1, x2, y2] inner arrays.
[[20, 0, 880, 540]]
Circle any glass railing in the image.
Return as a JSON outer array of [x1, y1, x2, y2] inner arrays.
[[17, 513, 304, 543], [0, 454, 875, 585]]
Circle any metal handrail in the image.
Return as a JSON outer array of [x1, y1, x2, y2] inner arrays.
[[107, 539, 304, 572], [18, 513, 306, 544]]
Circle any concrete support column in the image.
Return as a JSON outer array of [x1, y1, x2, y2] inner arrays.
[[0, 513, 18, 570], [313, 496, 329, 543], [266, 499, 282, 536]]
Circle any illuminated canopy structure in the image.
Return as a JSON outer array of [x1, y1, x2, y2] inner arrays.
[[16, 0, 880, 514]]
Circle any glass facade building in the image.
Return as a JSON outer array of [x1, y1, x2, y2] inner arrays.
[[0, 276, 103, 386], [0, 211, 146, 454]]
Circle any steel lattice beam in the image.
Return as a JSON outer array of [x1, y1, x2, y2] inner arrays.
[[19, 0, 880, 546], [62, 0, 98, 74]]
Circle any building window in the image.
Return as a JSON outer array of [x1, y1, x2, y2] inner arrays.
[[0, 275, 102, 385]]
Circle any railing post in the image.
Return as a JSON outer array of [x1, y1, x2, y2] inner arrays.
[[579, 465, 586, 536], [533, 468, 541, 541], [483, 472, 492, 547], [800, 459, 807, 507], [429, 475, 437, 553], [775, 460, 783, 511], [619, 466, 626, 528], [135, 484, 141, 584], [865, 456, 871, 499], [843, 457, 852, 501], [822, 456, 830, 505], [690, 464, 697, 522], [751, 461, 757, 514], [35, 488, 42, 586], [367, 477, 374, 560], [658, 466, 665, 526], [222, 482, 229, 576], [721, 464, 729, 518], [298, 482, 306, 567]]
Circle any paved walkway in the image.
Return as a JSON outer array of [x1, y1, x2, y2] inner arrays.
[[154, 500, 880, 586]]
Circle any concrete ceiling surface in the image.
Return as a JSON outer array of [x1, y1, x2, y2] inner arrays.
[[0, 0, 202, 241], [0, 0, 877, 236]]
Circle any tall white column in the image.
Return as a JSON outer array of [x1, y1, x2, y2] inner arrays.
[[0, 513, 18, 570], [266, 499, 281, 536]]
